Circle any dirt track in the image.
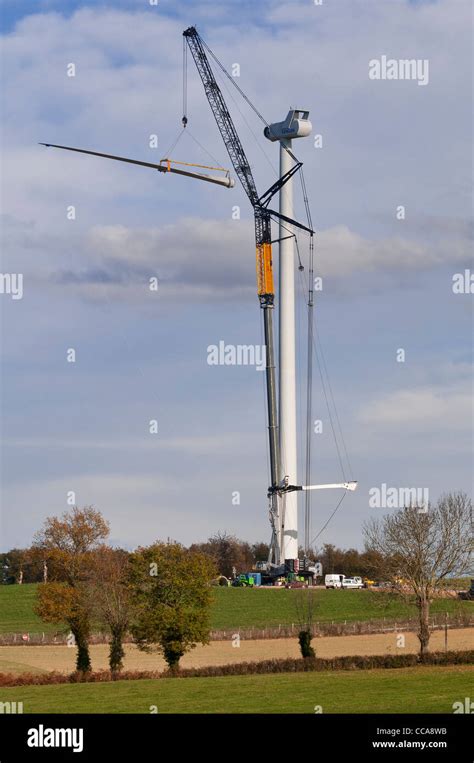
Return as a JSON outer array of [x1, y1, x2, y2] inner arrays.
[[0, 628, 472, 675]]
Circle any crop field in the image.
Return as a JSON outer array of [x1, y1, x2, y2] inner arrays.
[[1, 629, 473, 676], [1, 666, 471, 714], [0, 584, 471, 634]]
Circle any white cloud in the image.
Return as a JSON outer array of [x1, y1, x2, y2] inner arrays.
[[358, 381, 472, 433], [3, 213, 471, 305], [5, 432, 256, 456]]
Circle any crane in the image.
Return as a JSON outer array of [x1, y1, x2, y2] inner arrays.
[[183, 26, 315, 568], [40, 26, 356, 576]]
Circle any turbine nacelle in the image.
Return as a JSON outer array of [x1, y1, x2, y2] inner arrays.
[[264, 109, 312, 142]]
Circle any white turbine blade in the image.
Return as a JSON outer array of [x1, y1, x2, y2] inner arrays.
[[39, 143, 167, 171], [301, 481, 358, 492], [39, 143, 234, 188]]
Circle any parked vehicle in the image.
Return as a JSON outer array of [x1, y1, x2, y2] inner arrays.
[[325, 574, 344, 589], [342, 577, 364, 589], [232, 572, 262, 587], [458, 579, 474, 601]]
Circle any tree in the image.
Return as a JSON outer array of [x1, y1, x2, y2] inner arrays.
[[364, 492, 472, 658], [128, 542, 217, 672], [318, 543, 345, 575], [251, 542, 270, 564], [36, 583, 92, 671], [87, 547, 132, 674], [189, 532, 254, 577], [33, 506, 110, 672], [294, 589, 317, 658], [0, 549, 26, 583], [32, 506, 110, 584]]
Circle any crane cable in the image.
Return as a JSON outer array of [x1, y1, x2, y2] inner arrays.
[[296, 257, 356, 546], [200, 37, 268, 128], [297, 268, 349, 483], [309, 491, 348, 546], [199, 35, 302, 168], [182, 37, 188, 128], [304, 232, 314, 554], [298, 163, 315, 552]]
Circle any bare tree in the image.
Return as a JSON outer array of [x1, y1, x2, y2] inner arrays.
[[364, 492, 472, 658]]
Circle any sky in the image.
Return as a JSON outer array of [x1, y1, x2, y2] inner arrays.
[[0, 0, 472, 554]]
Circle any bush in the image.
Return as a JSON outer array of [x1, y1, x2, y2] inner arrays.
[[298, 630, 315, 659], [0, 649, 472, 687]]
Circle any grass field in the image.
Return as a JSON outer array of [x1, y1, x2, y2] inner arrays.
[[0, 585, 56, 634], [1, 666, 471, 713], [0, 584, 472, 634], [210, 588, 472, 629]]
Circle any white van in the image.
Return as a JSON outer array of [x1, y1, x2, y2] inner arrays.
[[325, 574, 344, 589], [342, 577, 364, 589]]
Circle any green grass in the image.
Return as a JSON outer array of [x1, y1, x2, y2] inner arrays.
[[1, 666, 471, 713], [0, 584, 60, 634], [0, 584, 472, 634], [209, 587, 473, 630]]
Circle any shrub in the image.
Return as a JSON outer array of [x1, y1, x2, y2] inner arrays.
[[0, 649, 472, 687]]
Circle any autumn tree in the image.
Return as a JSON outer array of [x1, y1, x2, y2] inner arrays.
[[364, 492, 472, 658], [87, 547, 133, 674], [33, 506, 110, 672], [128, 542, 217, 672]]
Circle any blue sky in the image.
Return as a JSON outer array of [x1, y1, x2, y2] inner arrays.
[[0, 0, 472, 552]]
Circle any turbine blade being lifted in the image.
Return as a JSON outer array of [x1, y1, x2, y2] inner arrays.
[[39, 143, 168, 171], [39, 143, 234, 188]]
